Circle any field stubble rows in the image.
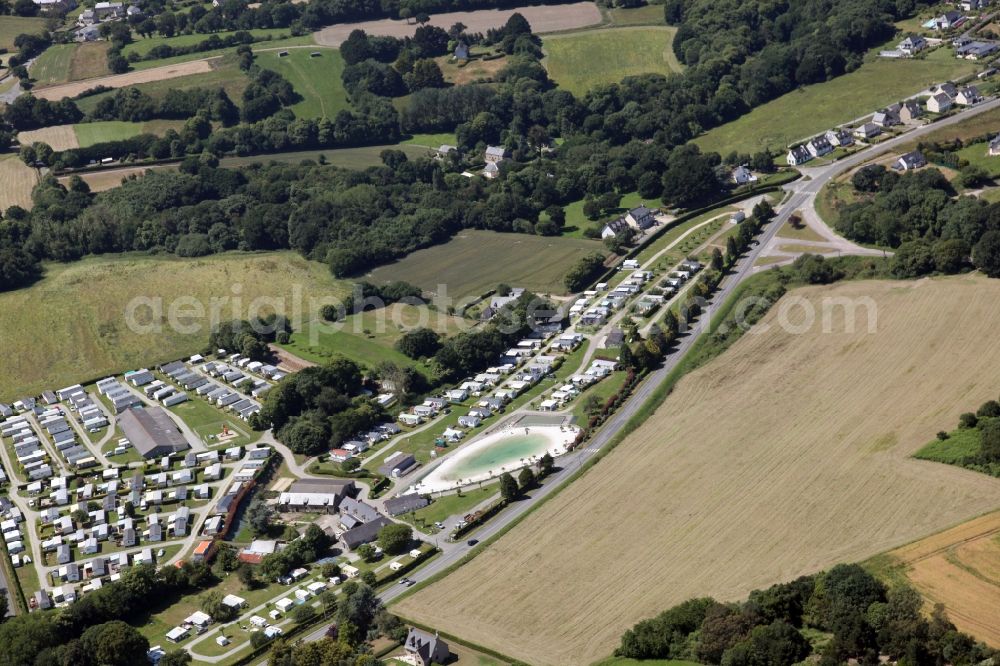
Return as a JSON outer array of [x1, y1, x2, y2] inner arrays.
[[396, 276, 1000, 665]]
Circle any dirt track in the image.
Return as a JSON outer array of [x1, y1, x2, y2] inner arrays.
[[395, 275, 1000, 665], [32, 59, 214, 100], [314, 2, 602, 46]]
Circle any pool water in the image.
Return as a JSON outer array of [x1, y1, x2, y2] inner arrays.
[[438, 433, 551, 483]]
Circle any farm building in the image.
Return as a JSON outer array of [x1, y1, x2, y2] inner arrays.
[[117, 407, 191, 458]]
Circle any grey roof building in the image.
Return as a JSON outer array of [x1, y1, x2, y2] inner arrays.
[[404, 628, 450, 666], [341, 516, 392, 550], [118, 407, 191, 458], [384, 494, 430, 516]]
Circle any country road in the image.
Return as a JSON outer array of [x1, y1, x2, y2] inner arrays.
[[282, 97, 1000, 656]]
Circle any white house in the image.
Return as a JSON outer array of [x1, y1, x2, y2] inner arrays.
[[785, 145, 811, 166]]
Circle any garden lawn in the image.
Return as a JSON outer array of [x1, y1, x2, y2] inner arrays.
[[167, 395, 260, 448], [955, 141, 1000, 178], [405, 485, 499, 530], [256, 47, 349, 118], [570, 370, 628, 424], [543, 26, 681, 97], [695, 51, 978, 155]]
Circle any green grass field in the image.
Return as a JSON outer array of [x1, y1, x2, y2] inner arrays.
[[73, 119, 184, 147], [280, 302, 471, 374], [402, 132, 457, 148], [606, 4, 665, 26], [219, 143, 429, 170], [122, 29, 300, 58], [543, 26, 681, 97], [914, 428, 983, 464], [366, 230, 605, 305], [0, 16, 47, 51], [256, 47, 349, 118], [954, 141, 1000, 178], [0, 252, 350, 402], [132, 34, 313, 69], [695, 49, 979, 154], [31, 43, 75, 85]]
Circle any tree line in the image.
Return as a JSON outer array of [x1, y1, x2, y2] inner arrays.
[[835, 166, 1000, 278], [616, 563, 995, 666], [0, 561, 216, 666]]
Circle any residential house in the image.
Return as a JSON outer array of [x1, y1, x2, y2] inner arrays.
[[404, 628, 450, 666], [600, 218, 630, 239], [732, 165, 757, 184], [955, 85, 982, 105], [872, 110, 898, 127], [926, 92, 953, 113], [988, 134, 1000, 156], [896, 150, 927, 171], [806, 135, 834, 157], [824, 129, 854, 148], [484, 146, 508, 163], [853, 122, 881, 140], [785, 145, 811, 166], [897, 35, 928, 55], [932, 11, 964, 30], [899, 100, 923, 122]]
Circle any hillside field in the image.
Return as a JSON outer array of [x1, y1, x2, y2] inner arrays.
[[255, 47, 349, 118], [31, 42, 109, 85], [19, 120, 185, 150], [395, 275, 1000, 665], [543, 26, 681, 97], [871, 511, 1000, 647], [0, 16, 46, 50], [365, 230, 605, 305], [73, 57, 250, 115], [0, 252, 350, 401], [0, 155, 38, 210], [694, 49, 978, 154]]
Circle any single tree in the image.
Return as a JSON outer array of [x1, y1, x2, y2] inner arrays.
[[499, 472, 519, 501]]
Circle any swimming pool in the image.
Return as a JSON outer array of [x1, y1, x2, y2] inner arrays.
[[410, 425, 578, 493]]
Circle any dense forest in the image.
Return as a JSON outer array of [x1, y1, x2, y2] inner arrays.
[[616, 564, 996, 666], [834, 167, 1000, 278], [0, 0, 938, 292]]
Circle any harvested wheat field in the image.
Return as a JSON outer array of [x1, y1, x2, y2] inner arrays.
[[314, 2, 601, 46], [883, 511, 1000, 647], [18, 124, 79, 150], [395, 275, 1000, 666], [32, 58, 214, 100], [0, 154, 38, 209]]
